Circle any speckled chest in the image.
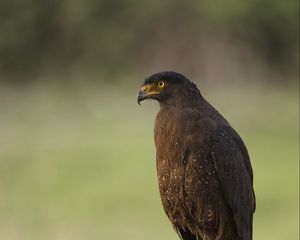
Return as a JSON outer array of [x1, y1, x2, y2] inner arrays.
[[154, 111, 222, 220]]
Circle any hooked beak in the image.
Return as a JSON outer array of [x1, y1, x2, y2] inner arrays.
[[137, 85, 160, 105], [137, 88, 147, 105]]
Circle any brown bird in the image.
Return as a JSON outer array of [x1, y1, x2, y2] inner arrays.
[[137, 72, 255, 240]]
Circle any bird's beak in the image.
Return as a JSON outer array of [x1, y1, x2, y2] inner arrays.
[[137, 87, 147, 105], [137, 85, 160, 105]]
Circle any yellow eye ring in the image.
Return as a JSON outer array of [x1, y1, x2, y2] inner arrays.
[[157, 81, 165, 88]]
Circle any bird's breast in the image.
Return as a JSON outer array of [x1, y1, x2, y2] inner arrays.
[[156, 149, 223, 230], [155, 121, 223, 226]]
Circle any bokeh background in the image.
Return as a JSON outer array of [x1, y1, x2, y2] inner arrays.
[[0, 0, 299, 239]]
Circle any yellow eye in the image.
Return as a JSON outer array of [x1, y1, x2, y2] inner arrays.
[[157, 81, 165, 88]]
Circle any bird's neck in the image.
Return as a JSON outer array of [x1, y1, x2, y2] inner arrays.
[[159, 92, 203, 110]]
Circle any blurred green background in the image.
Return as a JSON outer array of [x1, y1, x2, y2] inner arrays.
[[0, 0, 299, 239]]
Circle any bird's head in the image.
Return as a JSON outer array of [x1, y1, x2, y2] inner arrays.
[[137, 71, 200, 106]]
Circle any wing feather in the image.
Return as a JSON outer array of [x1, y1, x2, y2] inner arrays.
[[211, 126, 255, 240]]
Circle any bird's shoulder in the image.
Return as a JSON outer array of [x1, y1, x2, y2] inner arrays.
[[180, 104, 229, 136]]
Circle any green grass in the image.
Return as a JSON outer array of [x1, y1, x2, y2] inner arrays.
[[0, 82, 298, 239]]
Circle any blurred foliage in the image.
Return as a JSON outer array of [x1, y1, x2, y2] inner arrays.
[[0, 0, 298, 82]]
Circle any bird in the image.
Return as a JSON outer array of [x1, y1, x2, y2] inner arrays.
[[137, 71, 255, 240]]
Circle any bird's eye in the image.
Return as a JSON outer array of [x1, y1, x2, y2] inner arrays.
[[157, 81, 165, 88]]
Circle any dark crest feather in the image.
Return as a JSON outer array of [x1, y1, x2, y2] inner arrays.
[[144, 71, 190, 85]]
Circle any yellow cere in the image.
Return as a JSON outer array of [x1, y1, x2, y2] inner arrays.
[[142, 84, 161, 95]]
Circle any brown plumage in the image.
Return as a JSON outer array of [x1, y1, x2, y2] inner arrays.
[[137, 72, 255, 240]]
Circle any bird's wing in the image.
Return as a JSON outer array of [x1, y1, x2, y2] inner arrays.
[[210, 126, 255, 240]]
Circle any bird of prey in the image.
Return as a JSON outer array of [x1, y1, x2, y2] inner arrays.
[[137, 72, 255, 240]]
